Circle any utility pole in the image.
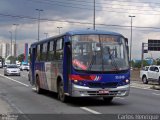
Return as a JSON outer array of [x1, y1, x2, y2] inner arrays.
[[93, 0, 95, 30], [13, 24, 19, 58], [57, 27, 62, 34], [128, 15, 135, 67], [36, 9, 43, 41], [9, 31, 12, 57]]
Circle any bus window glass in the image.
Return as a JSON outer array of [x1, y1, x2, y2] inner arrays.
[[48, 41, 54, 61], [55, 38, 63, 60], [72, 35, 129, 71]]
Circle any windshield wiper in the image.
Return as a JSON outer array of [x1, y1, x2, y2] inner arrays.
[[88, 53, 95, 71], [108, 50, 119, 71]]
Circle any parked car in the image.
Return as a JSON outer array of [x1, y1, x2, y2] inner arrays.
[[4, 64, 20, 76], [19, 64, 29, 71], [140, 65, 160, 84]]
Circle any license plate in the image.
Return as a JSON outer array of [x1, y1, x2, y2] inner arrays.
[[99, 90, 109, 94]]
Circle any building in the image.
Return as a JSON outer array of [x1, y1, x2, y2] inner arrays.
[[0, 42, 17, 58]]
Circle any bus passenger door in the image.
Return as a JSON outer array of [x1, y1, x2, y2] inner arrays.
[[63, 42, 72, 94], [30, 47, 36, 85]]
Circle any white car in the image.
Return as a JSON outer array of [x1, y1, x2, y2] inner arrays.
[[4, 64, 20, 76], [19, 64, 29, 71], [140, 65, 160, 84]]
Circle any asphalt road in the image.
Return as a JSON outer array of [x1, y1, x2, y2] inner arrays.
[[0, 68, 160, 119]]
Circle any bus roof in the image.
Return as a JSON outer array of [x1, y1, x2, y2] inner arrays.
[[30, 29, 123, 47], [65, 29, 123, 36]]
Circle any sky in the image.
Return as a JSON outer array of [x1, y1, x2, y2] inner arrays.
[[1, 0, 160, 59]]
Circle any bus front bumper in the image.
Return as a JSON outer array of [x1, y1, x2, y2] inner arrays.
[[71, 84, 130, 97]]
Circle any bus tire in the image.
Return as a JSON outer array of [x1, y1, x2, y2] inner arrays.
[[58, 80, 68, 102], [35, 75, 42, 94], [103, 97, 113, 103]]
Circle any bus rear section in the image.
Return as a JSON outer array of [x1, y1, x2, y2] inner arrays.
[[29, 30, 130, 103]]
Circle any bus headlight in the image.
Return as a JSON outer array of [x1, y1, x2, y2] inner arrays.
[[125, 79, 129, 83]]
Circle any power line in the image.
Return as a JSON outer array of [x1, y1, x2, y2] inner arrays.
[[1, 12, 160, 31], [102, 0, 160, 5], [38, 0, 160, 12], [30, 0, 160, 12], [27, 0, 160, 15]]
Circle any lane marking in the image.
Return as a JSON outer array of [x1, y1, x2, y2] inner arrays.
[[0, 74, 29, 87], [152, 93, 160, 96], [80, 107, 102, 114], [32, 87, 36, 91]]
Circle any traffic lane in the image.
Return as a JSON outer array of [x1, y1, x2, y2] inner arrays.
[[0, 77, 89, 114], [71, 87, 160, 114], [0, 69, 30, 86]]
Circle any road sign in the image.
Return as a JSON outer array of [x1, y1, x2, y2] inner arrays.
[[148, 39, 160, 51]]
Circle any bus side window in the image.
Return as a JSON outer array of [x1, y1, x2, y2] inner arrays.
[[47, 40, 54, 61], [55, 38, 63, 60], [36, 45, 40, 61]]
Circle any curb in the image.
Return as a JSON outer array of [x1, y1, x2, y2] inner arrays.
[[150, 85, 160, 90]]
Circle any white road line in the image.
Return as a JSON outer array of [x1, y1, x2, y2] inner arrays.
[[0, 74, 29, 87], [32, 87, 36, 91], [152, 93, 160, 96], [80, 107, 102, 114]]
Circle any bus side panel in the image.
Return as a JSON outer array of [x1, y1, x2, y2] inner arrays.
[[35, 62, 49, 90], [45, 62, 57, 92]]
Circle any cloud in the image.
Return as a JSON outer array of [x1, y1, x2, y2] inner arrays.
[[0, 0, 160, 59]]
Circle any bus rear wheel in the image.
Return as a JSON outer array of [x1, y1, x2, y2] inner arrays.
[[103, 97, 113, 103], [35, 75, 42, 94], [58, 80, 68, 102]]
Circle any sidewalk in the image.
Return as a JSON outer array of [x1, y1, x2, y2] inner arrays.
[[0, 97, 13, 114]]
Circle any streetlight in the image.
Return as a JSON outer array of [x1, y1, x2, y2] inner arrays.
[[36, 9, 43, 41], [44, 33, 48, 39], [93, 0, 95, 30], [9, 31, 12, 57], [128, 15, 136, 67], [13, 24, 19, 58], [57, 27, 62, 34]]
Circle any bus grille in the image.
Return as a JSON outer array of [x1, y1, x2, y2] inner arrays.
[[87, 91, 118, 96], [88, 82, 118, 88]]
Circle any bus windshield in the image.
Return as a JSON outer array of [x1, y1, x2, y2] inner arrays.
[[72, 35, 129, 72]]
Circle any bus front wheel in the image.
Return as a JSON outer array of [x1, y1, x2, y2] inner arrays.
[[58, 80, 68, 102]]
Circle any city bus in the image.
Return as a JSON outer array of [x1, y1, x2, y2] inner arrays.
[[29, 30, 130, 103]]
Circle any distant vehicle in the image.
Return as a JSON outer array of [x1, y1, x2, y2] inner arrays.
[[19, 64, 29, 71], [29, 30, 130, 103], [16, 61, 21, 67], [4, 64, 20, 76], [0, 58, 3, 68], [140, 65, 160, 84]]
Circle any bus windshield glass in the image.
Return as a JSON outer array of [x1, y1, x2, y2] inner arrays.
[[72, 35, 129, 72]]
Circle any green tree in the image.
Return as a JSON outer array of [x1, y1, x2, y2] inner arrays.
[[8, 56, 16, 64], [18, 54, 25, 62], [133, 60, 149, 68]]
